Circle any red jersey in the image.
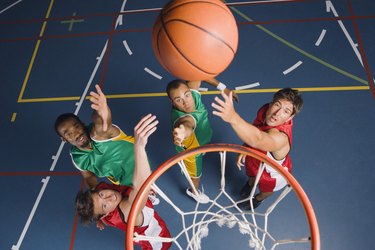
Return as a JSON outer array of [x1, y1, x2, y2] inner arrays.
[[245, 104, 293, 192], [96, 182, 171, 250]]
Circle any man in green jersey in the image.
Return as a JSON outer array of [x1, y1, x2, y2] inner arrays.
[[167, 79, 233, 203], [55, 85, 145, 193]]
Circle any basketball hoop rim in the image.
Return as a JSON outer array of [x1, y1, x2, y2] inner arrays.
[[126, 143, 320, 250]]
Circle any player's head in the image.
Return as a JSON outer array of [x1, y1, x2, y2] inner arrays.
[[265, 88, 303, 126], [75, 188, 122, 224], [166, 79, 195, 113], [55, 113, 90, 149]]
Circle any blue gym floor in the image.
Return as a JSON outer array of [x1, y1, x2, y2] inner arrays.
[[1, 0, 375, 249]]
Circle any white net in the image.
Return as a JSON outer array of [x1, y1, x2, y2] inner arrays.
[[127, 144, 319, 250]]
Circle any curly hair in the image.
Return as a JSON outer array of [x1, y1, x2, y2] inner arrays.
[[75, 190, 99, 225]]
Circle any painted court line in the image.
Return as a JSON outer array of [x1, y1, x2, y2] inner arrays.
[[11, 112, 17, 122], [0, 171, 80, 176], [326, 0, 363, 66], [283, 61, 303, 75], [123, 40, 133, 55], [74, 40, 109, 115], [11, 177, 50, 250], [144, 67, 162, 79], [235, 82, 260, 90], [315, 29, 326, 46], [0, 0, 22, 14], [17, 0, 55, 102], [115, 0, 127, 26], [229, 0, 301, 6], [12, 1, 129, 249], [199, 87, 208, 92], [229, 4, 368, 85]]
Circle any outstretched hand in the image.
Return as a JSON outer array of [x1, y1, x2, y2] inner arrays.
[[134, 114, 158, 148], [90, 84, 110, 131], [211, 91, 238, 124], [173, 124, 186, 147], [224, 88, 239, 103]]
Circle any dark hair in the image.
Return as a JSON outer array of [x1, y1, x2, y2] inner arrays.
[[272, 88, 303, 115], [54, 113, 83, 136], [75, 190, 102, 225], [166, 79, 188, 99]]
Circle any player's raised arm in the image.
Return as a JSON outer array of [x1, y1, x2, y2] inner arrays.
[[121, 114, 158, 225], [89, 84, 116, 138], [205, 77, 239, 102], [212, 91, 286, 153]]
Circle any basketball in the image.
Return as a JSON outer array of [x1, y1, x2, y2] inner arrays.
[[152, 0, 238, 81]]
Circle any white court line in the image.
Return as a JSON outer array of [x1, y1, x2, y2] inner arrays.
[[283, 61, 303, 75], [315, 29, 326, 46], [12, 1, 129, 249], [326, 0, 363, 67], [74, 41, 109, 114], [50, 142, 65, 171], [0, 0, 22, 14], [198, 87, 208, 92], [144, 67, 162, 79], [11, 177, 50, 250], [116, 0, 127, 26], [235, 82, 260, 90], [123, 40, 133, 55]]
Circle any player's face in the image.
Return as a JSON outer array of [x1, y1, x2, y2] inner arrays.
[[265, 99, 294, 127], [57, 118, 90, 149], [92, 189, 122, 216], [169, 84, 195, 113]]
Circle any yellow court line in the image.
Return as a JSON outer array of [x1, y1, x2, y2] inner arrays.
[[17, 0, 55, 102], [17, 85, 369, 103], [11, 112, 17, 122], [232, 85, 370, 94]]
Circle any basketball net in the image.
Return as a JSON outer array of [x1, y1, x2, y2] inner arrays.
[[126, 144, 320, 250]]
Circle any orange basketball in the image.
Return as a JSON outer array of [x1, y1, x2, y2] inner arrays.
[[152, 0, 238, 81]]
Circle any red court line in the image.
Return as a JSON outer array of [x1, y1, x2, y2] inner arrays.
[[0, 171, 80, 176], [69, 179, 85, 250], [228, 0, 309, 6], [0, 9, 160, 25], [0, 0, 307, 26], [99, 15, 118, 88], [346, 0, 375, 98], [1, 14, 374, 43], [237, 15, 375, 25], [0, 28, 153, 43]]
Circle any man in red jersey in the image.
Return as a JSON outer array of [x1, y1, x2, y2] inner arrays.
[[212, 88, 303, 209], [76, 114, 171, 249]]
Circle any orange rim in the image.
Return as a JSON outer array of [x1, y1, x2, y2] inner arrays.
[[126, 143, 320, 250]]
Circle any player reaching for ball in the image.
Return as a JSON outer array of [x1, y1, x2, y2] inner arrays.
[[75, 114, 172, 250], [166, 79, 215, 203], [212, 88, 303, 209], [55, 85, 160, 229]]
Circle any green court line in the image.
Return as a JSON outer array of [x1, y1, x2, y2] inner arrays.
[[60, 12, 85, 31], [229, 6, 369, 85], [16, 85, 369, 103]]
